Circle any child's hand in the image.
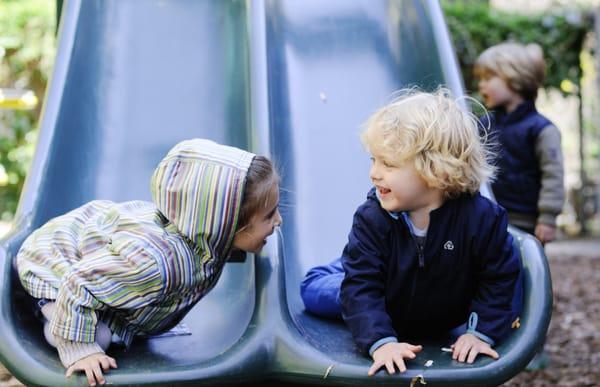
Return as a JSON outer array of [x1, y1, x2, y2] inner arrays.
[[65, 353, 117, 386], [452, 333, 499, 364], [535, 223, 556, 244], [368, 342, 422, 376]]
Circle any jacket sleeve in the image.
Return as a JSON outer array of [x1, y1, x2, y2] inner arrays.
[[50, 239, 165, 343], [469, 205, 522, 344], [535, 124, 565, 226], [340, 203, 396, 354]]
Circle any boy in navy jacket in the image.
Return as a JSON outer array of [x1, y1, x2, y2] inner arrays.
[[301, 89, 522, 376]]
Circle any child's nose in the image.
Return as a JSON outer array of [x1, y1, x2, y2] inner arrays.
[[274, 210, 283, 227], [369, 164, 381, 181]]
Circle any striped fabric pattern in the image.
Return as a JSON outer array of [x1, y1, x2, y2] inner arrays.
[[16, 139, 255, 346]]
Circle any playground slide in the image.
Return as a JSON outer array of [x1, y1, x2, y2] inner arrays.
[[263, 1, 552, 386], [0, 1, 552, 385], [0, 1, 267, 385]]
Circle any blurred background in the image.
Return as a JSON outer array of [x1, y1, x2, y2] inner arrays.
[[3, 0, 600, 238], [0, 0, 599, 386]]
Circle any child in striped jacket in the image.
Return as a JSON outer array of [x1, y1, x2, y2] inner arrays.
[[16, 139, 281, 386]]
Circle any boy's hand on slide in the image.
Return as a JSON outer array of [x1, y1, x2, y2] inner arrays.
[[535, 223, 556, 244], [66, 353, 118, 386], [452, 333, 499, 364], [368, 342, 422, 376]]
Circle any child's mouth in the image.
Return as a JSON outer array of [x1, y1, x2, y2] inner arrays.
[[377, 186, 391, 195]]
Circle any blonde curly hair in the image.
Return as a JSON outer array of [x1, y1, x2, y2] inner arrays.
[[361, 88, 495, 198]]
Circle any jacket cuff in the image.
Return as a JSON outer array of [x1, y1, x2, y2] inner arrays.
[[537, 213, 557, 227], [466, 329, 495, 346], [466, 312, 495, 346], [369, 336, 398, 357], [53, 335, 105, 368]]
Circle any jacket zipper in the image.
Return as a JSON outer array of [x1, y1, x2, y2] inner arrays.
[[400, 214, 426, 320], [403, 215, 425, 268]]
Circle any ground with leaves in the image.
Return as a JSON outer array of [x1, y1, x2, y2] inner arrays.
[[503, 239, 600, 386]]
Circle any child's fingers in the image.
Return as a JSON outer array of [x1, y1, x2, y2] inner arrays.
[[408, 344, 423, 352], [402, 350, 417, 359], [393, 356, 407, 373], [385, 360, 396, 374], [458, 343, 472, 363], [452, 342, 462, 360], [84, 366, 96, 386], [99, 357, 111, 371], [92, 363, 105, 385], [108, 356, 118, 369], [65, 365, 75, 378], [481, 346, 500, 359], [368, 360, 383, 376], [467, 347, 479, 364]]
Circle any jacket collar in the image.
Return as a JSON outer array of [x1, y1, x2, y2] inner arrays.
[[493, 99, 536, 126]]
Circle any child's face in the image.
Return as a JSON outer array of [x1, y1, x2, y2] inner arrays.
[[233, 185, 282, 254], [369, 150, 439, 213], [477, 73, 520, 109]]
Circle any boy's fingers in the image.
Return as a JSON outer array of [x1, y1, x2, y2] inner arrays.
[[409, 344, 423, 352], [452, 343, 461, 360], [65, 366, 74, 378], [458, 344, 471, 363], [368, 360, 383, 376], [109, 356, 118, 368], [402, 350, 416, 359], [467, 347, 479, 364], [482, 346, 500, 359], [385, 360, 395, 374], [393, 356, 407, 373]]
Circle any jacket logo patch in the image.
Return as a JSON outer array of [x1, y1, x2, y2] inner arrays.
[[444, 241, 454, 250]]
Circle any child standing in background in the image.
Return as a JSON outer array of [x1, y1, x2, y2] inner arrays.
[[475, 41, 565, 370], [475, 42, 565, 244]]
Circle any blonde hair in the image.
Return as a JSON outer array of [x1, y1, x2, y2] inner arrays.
[[474, 42, 546, 100], [361, 88, 495, 198]]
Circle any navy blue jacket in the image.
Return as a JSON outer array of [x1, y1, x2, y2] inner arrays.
[[482, 100, 552, 216], [340, 189, 522, 354]]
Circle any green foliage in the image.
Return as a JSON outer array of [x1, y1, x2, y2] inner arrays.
[[442, 0, 592, 95], [0, 0, 56, 221]]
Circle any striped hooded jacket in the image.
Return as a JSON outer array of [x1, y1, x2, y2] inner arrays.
[[16, 139, 255, 366]]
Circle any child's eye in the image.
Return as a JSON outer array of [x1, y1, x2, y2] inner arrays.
[[383, 160, 394, 168], [265, 206, 279, 220]]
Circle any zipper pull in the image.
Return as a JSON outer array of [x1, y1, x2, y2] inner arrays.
[[417, 246, 425, 268]]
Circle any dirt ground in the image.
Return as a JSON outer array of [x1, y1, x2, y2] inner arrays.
[[502, 239, 600, 387], [1, 239, 599, 387]]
